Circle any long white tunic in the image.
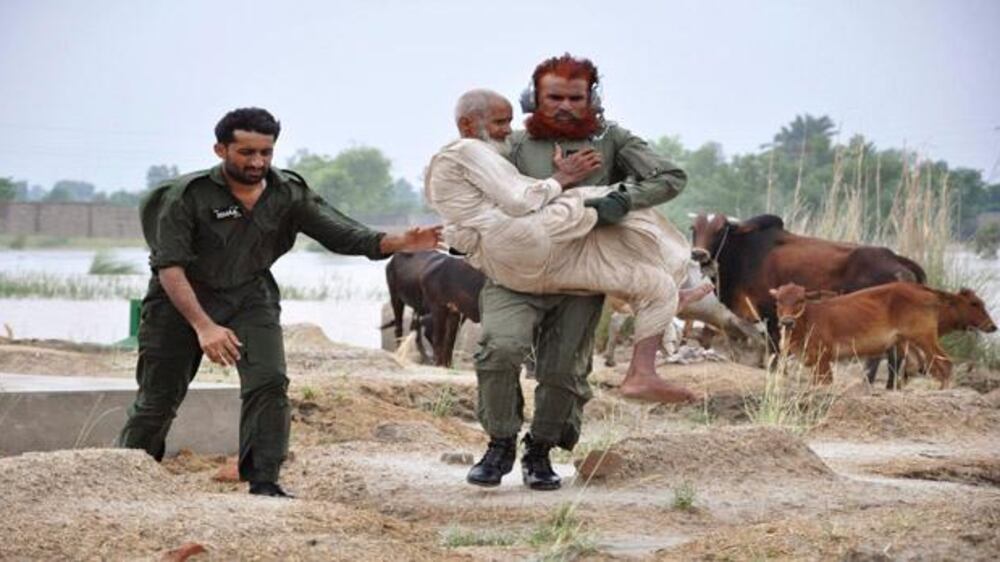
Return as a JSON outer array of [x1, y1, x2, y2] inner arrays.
[[425, 138, 690, 340]]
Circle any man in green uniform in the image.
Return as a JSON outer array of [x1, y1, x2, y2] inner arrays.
[[117, 107, 440, 497], [467, 55, 691, 490]]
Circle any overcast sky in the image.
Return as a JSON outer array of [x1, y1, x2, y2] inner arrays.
[[1, 0, 998, 192]]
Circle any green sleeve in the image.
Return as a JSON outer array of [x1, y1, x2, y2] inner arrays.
[[294, 191, 388, 260], [611, 125, 687, 209], [144, 185, 197, 271]]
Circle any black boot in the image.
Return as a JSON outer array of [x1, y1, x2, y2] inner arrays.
[[521, 433, 561, 491], [249, 481, 295, 498], [467, 436, 517, 487]]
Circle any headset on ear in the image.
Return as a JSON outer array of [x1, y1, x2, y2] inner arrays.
[[519, 79, 604, 114]]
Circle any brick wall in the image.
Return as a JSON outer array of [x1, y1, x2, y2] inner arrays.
[[0, 203, 142, 239], [0, 202, 438, 239]]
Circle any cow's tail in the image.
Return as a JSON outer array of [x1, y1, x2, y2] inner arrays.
[[896, 255, 927, 284]]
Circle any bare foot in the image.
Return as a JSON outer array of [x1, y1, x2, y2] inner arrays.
[[619, 375, 697, 404], [679, 282, 714, 310]]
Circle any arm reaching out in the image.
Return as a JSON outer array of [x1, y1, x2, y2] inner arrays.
[[379, 225, 443, 254]]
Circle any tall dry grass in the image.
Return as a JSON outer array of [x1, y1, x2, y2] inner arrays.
[[782, 146, 999, 369]]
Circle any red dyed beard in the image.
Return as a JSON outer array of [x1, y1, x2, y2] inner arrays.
[[525, 106, 601, 140]]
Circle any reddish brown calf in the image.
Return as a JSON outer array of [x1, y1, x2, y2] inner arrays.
[[769, 282, 992, 387]]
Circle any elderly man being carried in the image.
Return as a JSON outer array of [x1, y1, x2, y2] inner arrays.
[[426, 89, 710, 404]]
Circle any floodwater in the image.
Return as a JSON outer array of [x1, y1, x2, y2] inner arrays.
[[0, 247, 997, 350], [0, 249, 388, 348]]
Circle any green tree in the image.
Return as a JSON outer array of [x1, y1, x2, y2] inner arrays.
[[0, 177, 16, 201], [45, 180, 96, 202], [287, 146, 418, 216], [773, 114, 836, 165]]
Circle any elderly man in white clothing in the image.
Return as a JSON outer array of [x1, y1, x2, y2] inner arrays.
[[425, 89, 710, 404]]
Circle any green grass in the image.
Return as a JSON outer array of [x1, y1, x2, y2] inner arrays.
[[529, 503, 596, 561], [0, 272, 145, 299], [427, 385, 455, 418], [440, 527, 519, 548], [88, 250, 140, 275], [743, 332, 840, 436], [0, 270, 385, 301], [275, 282, 385, 301], [672, 481, 697, 511]]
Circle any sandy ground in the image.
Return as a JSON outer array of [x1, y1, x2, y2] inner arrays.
[[1, 325, 999, 561]]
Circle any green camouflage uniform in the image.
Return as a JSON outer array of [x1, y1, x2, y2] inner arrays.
[[117, 164, 386, 482], [474, 122, 687, 449]]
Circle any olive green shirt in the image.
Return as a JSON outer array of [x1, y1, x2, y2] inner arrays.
[[140, 164, 386, 292], [508, 122, 686, 209]]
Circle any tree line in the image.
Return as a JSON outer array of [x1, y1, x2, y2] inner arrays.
[[2, 114, 998, 238], [650, 114, 1000, 241]]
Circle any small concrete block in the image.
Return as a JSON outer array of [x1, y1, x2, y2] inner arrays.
[[0, 373, 240, 457]]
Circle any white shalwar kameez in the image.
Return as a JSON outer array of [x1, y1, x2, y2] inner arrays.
[[425, 138, 690, 340]]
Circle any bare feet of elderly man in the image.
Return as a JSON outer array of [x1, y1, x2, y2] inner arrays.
[[620, 377, 697, 404], [618, 334, 698, 404]]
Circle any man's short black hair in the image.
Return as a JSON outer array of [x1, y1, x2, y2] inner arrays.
[[215, 107, 281, 144]]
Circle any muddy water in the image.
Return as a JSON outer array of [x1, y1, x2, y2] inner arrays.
[[1, 247, 997, 349], [0, 249, 388, 348]]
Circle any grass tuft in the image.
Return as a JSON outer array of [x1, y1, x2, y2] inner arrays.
[[671, 481, 697, 511], [529, 503, 596, 561], [440, 527, 518, 548], [301, 386, 316, 401], [427, 385, 455, 418], [744, 330, 839, 435], [88, 250, 140, 275]]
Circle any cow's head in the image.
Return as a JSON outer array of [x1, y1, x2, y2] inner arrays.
[[690, 213, 730, 265], [954, 288, 998, 333], [770, 283, 807, 328]]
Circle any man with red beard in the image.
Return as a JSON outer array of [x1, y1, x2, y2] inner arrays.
[[465, 55, 692, 490]]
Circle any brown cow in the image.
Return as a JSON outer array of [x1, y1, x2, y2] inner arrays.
[[385, 252, 438, 363], [690, 213, 925, 366], [873, 286, 998, 388], [419, 254, 486, 367], [384, 250, 486, 367], [770, 282, 996, 387]]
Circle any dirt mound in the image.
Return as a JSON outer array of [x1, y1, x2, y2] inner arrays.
[[283, 323, 349, 353], [0, 448, 177, 505], [816, 389, 1000, 441], [291, 380, 480, 447], [607, 426, 834, 483], [0, 449, 450, 560]]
